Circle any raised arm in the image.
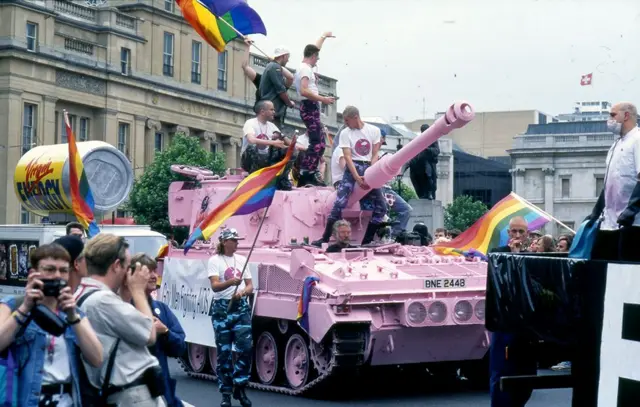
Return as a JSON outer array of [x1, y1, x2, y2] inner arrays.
[[315, 31, 335, 50]]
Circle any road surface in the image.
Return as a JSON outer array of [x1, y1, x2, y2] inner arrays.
[[170, 360, 572, 407]]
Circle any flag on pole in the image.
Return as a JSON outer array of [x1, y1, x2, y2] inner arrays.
[[176, 0, 267, 53], [183, 136, 297, 254], [580, 73, 593, 86], [433, 192, 552, 256], [63, 110, 100, 238]]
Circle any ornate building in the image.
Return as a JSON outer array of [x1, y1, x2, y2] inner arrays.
[[0, 0, 340, 224]]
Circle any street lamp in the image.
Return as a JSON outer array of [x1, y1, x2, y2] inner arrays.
[[396, 139, 403, 192]]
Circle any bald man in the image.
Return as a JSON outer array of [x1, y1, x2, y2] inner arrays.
[[488, 216, 537, 407], [587, 102, 640, 261]]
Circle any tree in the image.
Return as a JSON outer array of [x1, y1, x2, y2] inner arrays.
[[128, 134, 226, 242], [390, 180, 418, 202], [444, 195, 488, 231]]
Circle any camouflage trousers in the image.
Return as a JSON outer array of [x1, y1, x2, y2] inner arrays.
[[211, 298, 253, 394], [329, 161, 388, 223], [299, 100, 326, 172]]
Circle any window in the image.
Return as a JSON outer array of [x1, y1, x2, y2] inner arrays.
[[20, 206, 31, 224], [60, 114, 77, 143], [78, 117, 89, 141], [22, 103, 37, 155], [559, 221, 575, 235], [191, 41, 201, 84], [164, 0, 174, 12], [320, 103, 328, 116], [117, 122, 130, 156], [26, 22, 38, 52], [120, 47, 131, 75], [210, 142, 217, 154], [217, 51, 227, 91], [163, 32, 174, 77], [154, 132, 163, 152], [561, 178, 570, 198], [595, 176, 604, 196]]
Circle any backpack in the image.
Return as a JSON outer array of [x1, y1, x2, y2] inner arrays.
[[0, 296, 25, 407], [75, 289, 121, 407]]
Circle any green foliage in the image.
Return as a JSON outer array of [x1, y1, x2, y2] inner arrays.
[[444, 195, 488, 231], [389, 180, 418, 202], [128, 134, 226, 242]]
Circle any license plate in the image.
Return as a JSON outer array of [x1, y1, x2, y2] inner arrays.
[[424, 278, 466, 289]]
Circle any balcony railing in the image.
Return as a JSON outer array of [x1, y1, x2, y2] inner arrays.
[[64, 37, 94, 55], [512, 133, 614, 149], [250, 53, 335, 92], [53, 0, 97, 23]]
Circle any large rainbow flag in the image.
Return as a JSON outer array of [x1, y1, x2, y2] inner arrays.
[[183, 136, 297, 254], [434, 192, 552, 255], [64, 111, 100, 238], [176, 0, 267, 53]]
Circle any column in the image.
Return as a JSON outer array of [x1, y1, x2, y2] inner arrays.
[[169, 125, 190, 145], [145, 119, 161, 166], [221, 135, 241, 169], [542, 167, 556, 236], [42, 96, 58, 146], [133, 115, 147, 178], [511, 168, 526, 195], [0, 89, 25, 223], [95, 108, 118, 145], [201, 131, 217, 152]]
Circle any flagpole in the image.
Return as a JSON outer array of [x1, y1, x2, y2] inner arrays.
[[510, 192, 576, 234], [227, 204, 270, 311], [216, 16, 271, 60]]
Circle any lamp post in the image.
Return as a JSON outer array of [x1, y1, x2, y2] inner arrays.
[[396, 139, 403, 192]]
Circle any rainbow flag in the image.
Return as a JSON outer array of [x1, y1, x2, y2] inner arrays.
[[176, 0, 267, 53], [64, 110, 100, 238], [297, 276, 319, 334], [434, 192, 551, 256], [183, 136, 297, 254]]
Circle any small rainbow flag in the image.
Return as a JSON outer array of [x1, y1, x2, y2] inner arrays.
[[183, 136, 297, 254], [434, 192, 551, 256], [176, 0, 267, 53], [64, 110, 100, 238], [297, 276, 319, 334]]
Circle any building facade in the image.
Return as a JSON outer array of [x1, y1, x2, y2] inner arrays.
[[0, 0, 340, 225], [452, 150, 511, 209], [508, 120, 627, 236], [556, 101, 612, 122]]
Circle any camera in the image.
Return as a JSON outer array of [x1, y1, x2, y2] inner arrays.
[[42, 278, 68, 297]]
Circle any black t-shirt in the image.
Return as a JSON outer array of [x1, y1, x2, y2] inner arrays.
[[253, 73, 262, 101]]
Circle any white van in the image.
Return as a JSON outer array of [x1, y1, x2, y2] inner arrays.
[[0, 224, 168, 296]]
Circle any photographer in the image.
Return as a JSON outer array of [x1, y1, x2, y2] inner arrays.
[[0, 244, 103, 407], [76, 233, 165, 407], [121, 253, 186, 407]]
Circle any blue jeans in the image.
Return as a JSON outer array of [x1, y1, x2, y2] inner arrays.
[[489, 332, 537, 407], [383, 187, 412, 236]]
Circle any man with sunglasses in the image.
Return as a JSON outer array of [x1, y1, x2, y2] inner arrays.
[[488, 216, 537, 407], [587, 102, 640, 261]]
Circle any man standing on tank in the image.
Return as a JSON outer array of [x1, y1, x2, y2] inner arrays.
[[312, 106, 388, 247], [294, 35, 336, 187], [258, 47, 295, 131], [208, 229, 254, 407]]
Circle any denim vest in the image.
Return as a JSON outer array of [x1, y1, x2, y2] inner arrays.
[[1, 296, 83, 407]]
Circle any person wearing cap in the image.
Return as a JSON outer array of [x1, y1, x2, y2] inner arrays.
[[53, 235, 87, 293], [258, 46, 295, 131], [241, 39, 294, 113], [294, 33, 336, 187], [207, 228, 253, 407]]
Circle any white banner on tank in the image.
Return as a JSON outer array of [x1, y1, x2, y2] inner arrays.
[[598, 263, 640, 407]]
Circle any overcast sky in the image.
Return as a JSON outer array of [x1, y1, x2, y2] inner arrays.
[[248, 0, 640, 121]]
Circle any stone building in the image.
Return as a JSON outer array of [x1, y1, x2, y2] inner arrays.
[[0, 0, 340, 224], [507, 120, 639, 236]]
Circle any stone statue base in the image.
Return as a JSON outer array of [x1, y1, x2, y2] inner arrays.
[[407, 199, 444, 235]]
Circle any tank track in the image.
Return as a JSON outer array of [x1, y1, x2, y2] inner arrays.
[[178, 323, 369, 396]]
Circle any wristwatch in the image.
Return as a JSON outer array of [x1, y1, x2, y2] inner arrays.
[[67, 313, 82, 325]]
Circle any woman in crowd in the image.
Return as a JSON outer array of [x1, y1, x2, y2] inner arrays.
[[0, 243, 103, 407]]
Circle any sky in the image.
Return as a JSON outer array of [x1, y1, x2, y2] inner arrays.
[[248, 0, 640, 122]]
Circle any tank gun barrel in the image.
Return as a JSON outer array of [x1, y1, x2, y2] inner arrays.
[[346, 101, 475, 206]]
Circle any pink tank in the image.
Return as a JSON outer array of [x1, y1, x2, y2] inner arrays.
[[157, 102, 489, 396]]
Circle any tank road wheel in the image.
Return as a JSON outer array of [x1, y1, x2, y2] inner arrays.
[[207, 347, 218, 378], [284, 334, 310, 389], [188, 343, 207, 373], [255, 331, 280, 385]]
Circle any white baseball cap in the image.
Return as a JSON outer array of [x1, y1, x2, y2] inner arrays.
[[273, 47, 290, 58]]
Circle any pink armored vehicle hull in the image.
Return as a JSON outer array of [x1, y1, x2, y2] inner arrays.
[[157, 102, 490, 396]]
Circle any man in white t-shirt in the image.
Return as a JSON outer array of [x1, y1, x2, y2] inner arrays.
[[294, 37, 336, 187], [587, 102, 640, 262], [312, 106, 388, 247], [207, 228, 253, 407], [240, 100, 293, 190]]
